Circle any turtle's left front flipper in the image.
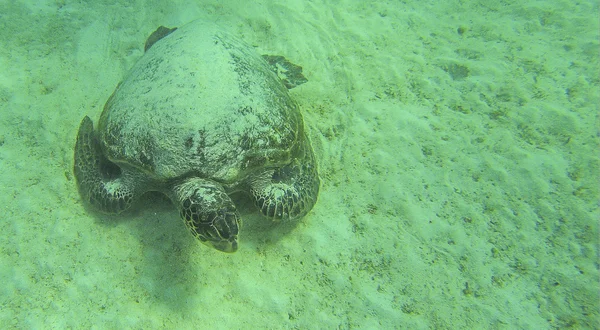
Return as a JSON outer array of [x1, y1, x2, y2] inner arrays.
[[74, 116, 139, 214]]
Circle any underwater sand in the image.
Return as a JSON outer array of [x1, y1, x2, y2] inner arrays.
[[0, 0, 598, 328]]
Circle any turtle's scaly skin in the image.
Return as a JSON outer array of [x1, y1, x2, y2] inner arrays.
[[73, 20, 319, 252], [74, 116, 138, 213]]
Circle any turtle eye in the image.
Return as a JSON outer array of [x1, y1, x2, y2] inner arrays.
[[213, 209, 240, 239], [194, 223, 220, 241], [202, 226, 219, 239]]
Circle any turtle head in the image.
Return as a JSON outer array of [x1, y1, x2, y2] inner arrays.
[[174, 178, 241, 253], [193, 209, 240, 253]]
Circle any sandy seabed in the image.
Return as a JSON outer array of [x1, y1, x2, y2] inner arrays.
[[0, 0, 598, 328]]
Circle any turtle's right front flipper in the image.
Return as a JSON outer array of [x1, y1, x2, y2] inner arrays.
[[74, 116, 136, 214]]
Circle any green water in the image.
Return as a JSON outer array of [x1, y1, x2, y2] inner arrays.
[[0, 0, 598, 328]]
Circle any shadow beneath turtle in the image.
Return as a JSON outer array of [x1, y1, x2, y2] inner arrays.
[[92, 192, 197, 312], [92, 190, 301, 312], [231, 192, 303, 251]]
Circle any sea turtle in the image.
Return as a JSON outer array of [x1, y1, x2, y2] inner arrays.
[[73, 20, 319, 253]]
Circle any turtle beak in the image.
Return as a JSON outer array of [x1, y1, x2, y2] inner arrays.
[[209, 236, 238, 253]]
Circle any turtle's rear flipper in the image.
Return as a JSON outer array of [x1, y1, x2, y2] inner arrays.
[[74, 116, 137, 214], [144, 26, 178, 52], [262, 55, 308, 89]]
